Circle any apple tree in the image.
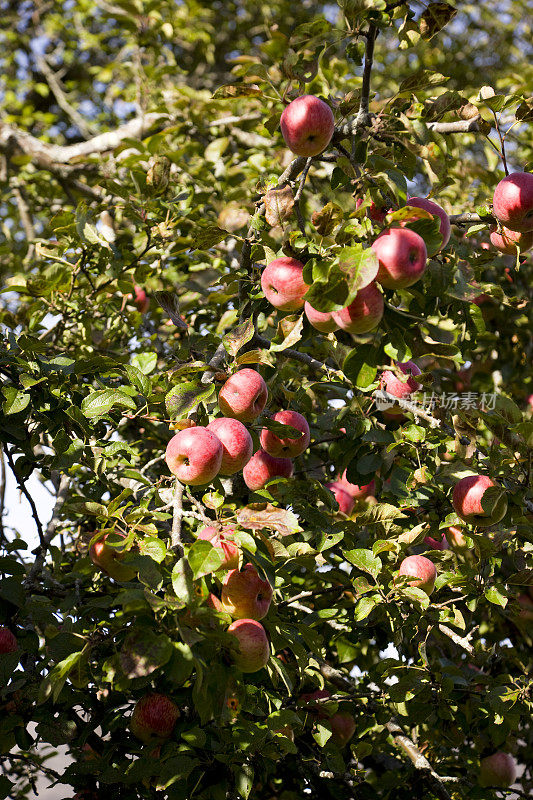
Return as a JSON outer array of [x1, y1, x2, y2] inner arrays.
[[0, 1, 532, 799]]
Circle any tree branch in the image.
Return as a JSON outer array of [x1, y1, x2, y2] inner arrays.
[[171, 477, 185, 554], [36, 55, 97, 139], [449, 211, 493, 225], [358, 24, 378, 126], [427, 117, 481, 134], [4, 448, 44, 545], [25, 473, 70, 588]]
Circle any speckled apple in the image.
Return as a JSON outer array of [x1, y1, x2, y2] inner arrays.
[[452, 474, 507, 527], [489, 224, 533, 254], [260, 410, 310, 458], [372, 227, 427, 289], [332, 282, 384, 334], [89, 531, 136, 582], [398, 555, 437, 595], [227, 619, 270, 672], [221, 563, 273, 620], [304, 302, 339, 333], [130, 693, 180, 743], [197, 525, 239, 570], [218, 369, 268, 424], [206, 417, 253, 475], [492, 172, 533, 231], [261, 257, 309, 312], [242, 449, 293, 491], [165, 426, 223, 485], [280, 95, 335, 157]]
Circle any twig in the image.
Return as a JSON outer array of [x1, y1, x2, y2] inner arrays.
[[427, 117, 481, 134], [4, 447, 45, 545], [25, 473, 70, 587], [36, 54, 96, 139], [358, 24, 378, 127], [171, 477, 185, 554], [438, 624, 477, 655], [293, 157, 313, 235], [184, 487, 211, 523], [278, 585, 346, 607], [0, 445, 6, 543]]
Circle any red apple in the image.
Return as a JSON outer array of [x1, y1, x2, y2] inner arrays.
[[221, 563, 273, 620], [261, 257, 309, 312], [355, 197, 389, 223], [133, 285, 149, 314], [130, 694, 180, 743], [242, 449, 293, 491], [326, 482, 355, 515], [424, 534, 449, 551], [380, 361, 422, 418], [489, 224, 533, 254], [90, 532, 136, 582], [304, 302, 339, 333], [197, 525, 239, 570], [492, 172, 533, 231], [206, 592, 223, 611], [206, 417, 253, 475], [280, 95, 335, 157], [227, 619, 270, 672], [452, 475, 507, 527], [479, 752, 517, 788], [165, 426, 223, 485], [299, 689, 355, 747], [0, 627, 18, 654], [218, 369, 268, 424], [405, 197, 451, 252], [260, 410, 310, 458], [338, 471, 375, 501], [398, 555, 437, 595], [372, 228, 427, 289], [332, 281, 384, 334]]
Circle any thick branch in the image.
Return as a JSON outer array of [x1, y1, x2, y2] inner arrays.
[[449, 212, 493, 225], [427, 117, 480, 134], [358, 24, 378, 125], [171, 477, 185, 554]]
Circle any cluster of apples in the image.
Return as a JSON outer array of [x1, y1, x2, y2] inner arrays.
[[164, 368, 310, 491]]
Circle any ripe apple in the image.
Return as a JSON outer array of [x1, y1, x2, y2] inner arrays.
[[446, 525, 468, 550], [89, 532, 136, 582], [299, 689, 355, 747], [242, 449, 294, 491], [489, 224, 533, 254], [479, 752, 517, 788], [206, 418, 253, 475], [227, 618, 270, 672], [130, 693, 180, 743], [338, 471, 375, 501], [197, 525, 239, 570], [332, 281, 384, 334], [206, 592, 223, 611], [355, 197, 389, 223], [0, 627, 18, 654], [398, 555, 437, 595], [165, 426, 223, 485], [133, 285, 149, 313], [280, 95, 335, 157], [380, 361, 422, 419], [304, 302, 339, 333], [372, 227, 427, 289], [424, 533, 449, 551], [452, 475, 507, 527], [260, 410, 310, 458], [218, 369, 268, 423], [492, 172, 533, 231], [221, 563, 273, 620], [326, 482, 355, 515], [261, 257, 309, 312], [405, 197, 451, 253], [518, 593, 533, 622]]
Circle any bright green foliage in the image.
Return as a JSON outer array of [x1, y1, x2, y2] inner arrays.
[[0, 1, 532, 799]]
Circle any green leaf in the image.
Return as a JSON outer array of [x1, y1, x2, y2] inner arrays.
[[2, 387, 30, 415], [343, 344, 380, 388], [399, 69, 449, 94], [353, 596, 377, 621], [119, 629, 173, 678], [303, 246, 378, 312], [131, 352, 158, 374], [125, 364, 152, 396], [81, 389, 136, 418], [345, 549, 381, 580], [485, 586, 508, 608], [223, 316, 255, 357], [165, 381, 215, 419], [187, 540, 224, 578], [138, 536, 167, 563], [235, 762, 254, 799], [312, 720, 332, 747], [419, 3, 457, 40]]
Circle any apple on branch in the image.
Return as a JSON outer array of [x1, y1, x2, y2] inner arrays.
[[304, 302, 339, 333], [227, 618, 270, 672], [165, 426, 223, 485], [326, 481, 355, 516], [206, 417, 253, 475], [0, 626, 18, 654], [372, 227, 427, 289], [479, 752, 517, 788], [452, 474, 507, 527], [355, 197, 389, 223], [129, 693, 180, 743], [332, 281, 384, 334], [221, 563, 273, 620], [298, 689, 355, 747], [218, 369, 268, 424], [196, 525, 239, 571], [242, 449, 294, 491], [397, 555, 437, 595], [405, 196, 451, 255], [260, 410, 310, 458], [89, 531, 136, 582], [489, 224, 533, 254], [492, 171, 533, 231], [338, 470, 376, 502], [261, 257, 309, 312], [379, 360, 422, 419], [280, 95, 335, 157]]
